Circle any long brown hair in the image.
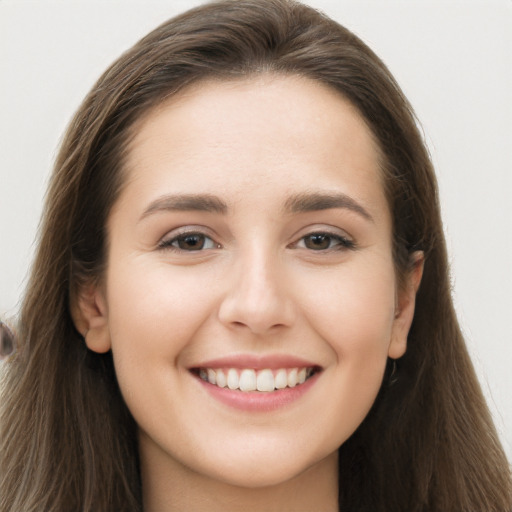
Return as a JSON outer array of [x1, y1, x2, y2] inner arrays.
[[1, 1, 510, 510]]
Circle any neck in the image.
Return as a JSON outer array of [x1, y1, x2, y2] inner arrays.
[[140, 440, 339, 512]]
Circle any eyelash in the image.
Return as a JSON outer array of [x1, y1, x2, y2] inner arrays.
[[293, 232, 356, 251], [158, 231, 219, 252], [158, 229, 356, 253]]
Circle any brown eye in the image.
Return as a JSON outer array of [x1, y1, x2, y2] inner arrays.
[[298, 232, 355, 251], [304, 234, 331, 250], [176, 234, 207, 250], [159, 232, 218, 252]]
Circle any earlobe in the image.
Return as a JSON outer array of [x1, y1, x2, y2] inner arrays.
[[70, 284, 111, 354], [388, 251, 424, 359]]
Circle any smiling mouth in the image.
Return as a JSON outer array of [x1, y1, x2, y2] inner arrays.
[[192, 366, 320, 392]]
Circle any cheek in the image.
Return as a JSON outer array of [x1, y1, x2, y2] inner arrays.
[[300, 256, 397, 355], [297, 257, 396, 429], [103, 260, 220, 438], [105, 259, 217, 368]]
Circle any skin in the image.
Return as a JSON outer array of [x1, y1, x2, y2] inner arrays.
[[75, 75, 423, 512]]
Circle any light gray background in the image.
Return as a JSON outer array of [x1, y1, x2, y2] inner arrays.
[[1, 0, 511, 458]]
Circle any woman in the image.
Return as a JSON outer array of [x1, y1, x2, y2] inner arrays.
[[1, 0, 511, 510]]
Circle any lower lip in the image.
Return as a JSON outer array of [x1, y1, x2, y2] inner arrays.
[[195, 372, 320, 412]]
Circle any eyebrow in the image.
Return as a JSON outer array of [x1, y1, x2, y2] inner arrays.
[[140, 194, 228, 220], [140, 191, 373, 222], [284, 192, 374, 222]]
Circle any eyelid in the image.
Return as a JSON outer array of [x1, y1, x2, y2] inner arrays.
[[157, 226, 221, 251], [290, 226, 357, 251], [155, 224, 355, 253], [291, 224, 354, 241]]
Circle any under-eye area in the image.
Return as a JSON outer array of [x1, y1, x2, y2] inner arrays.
[[192, 366, 322, 392]]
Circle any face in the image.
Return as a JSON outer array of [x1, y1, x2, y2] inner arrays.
[[79, 75, 419, 489]]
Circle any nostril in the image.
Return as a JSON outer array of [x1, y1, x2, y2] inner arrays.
[[217, 267, 296, 334]]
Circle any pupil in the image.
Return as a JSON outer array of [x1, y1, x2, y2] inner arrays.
[[179, 234, 204, 250], [306, 234, 330, 250]]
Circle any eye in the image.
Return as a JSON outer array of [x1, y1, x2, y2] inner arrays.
[[297, 232, 355, 251], [159, 232, 219, 252]]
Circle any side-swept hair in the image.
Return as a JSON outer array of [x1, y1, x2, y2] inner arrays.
[[1, 1, 510, 510]]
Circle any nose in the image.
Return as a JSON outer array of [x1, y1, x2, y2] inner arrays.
[[217, 248, 296, 335]]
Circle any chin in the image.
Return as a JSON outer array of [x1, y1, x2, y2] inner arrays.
[[196, 445, 338, 490], [215, 465, 301, 489]]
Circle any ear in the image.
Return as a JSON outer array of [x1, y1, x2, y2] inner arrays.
[[70, 283, 111, 354], [388, 251, 424, 359]]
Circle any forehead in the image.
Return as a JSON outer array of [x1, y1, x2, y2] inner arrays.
[[120, 74, 387, 220]]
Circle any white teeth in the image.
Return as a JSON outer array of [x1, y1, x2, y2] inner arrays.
[[216, 369, 227, 388], [287, 368, 298, 388], [198, 366, 315, 392], [207, 369, 217, 385], [274, 369, 288, 389], [239, 369, 257, 391], [256, 369, 274, 392], [227, 368, 239, 390]]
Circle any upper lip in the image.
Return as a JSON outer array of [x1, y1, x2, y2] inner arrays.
[[190, 354, 320, 370]]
